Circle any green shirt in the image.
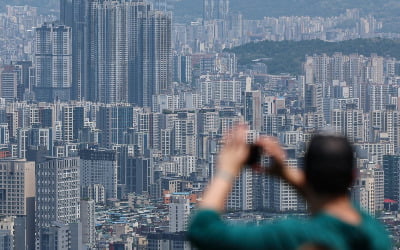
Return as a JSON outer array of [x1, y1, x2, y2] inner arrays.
[[188, 209, 391, 250]]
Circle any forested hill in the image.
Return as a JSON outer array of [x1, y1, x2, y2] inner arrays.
[[224, 38, 400, 75]]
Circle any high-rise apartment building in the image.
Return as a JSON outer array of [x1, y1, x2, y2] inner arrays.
[[34, 22, 72, 102], [97, 104, 134, 147], [383, 155, 400, 202], [60, 0, 87, 101], [87, 0, 172, 106], [80, 199, 95, 248], [35, 157, 80, 238], [0, 230, 12, 250], [355, 142, 394, 166], [244, 90, 262, 131], [173, 55, 192, 84], [149, 10, 172, 98], [271, 159, 303, 212], [203, 0, 229, 20], [0, 66, 18, 102], [165, 111, 197, 156], [37, 222, 82, 250], [199, 75, 242, 106], [0, 159, 35, 250], [80, 149, 118, 199], [331, 106, 365, 143], [62, 106, 74, 143], [168, 195, 190, 233], [352, 168, 377, 215], [227, 168, 253, 211]]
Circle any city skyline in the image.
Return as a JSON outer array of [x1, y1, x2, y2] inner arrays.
[[0, 0, 400, 249]]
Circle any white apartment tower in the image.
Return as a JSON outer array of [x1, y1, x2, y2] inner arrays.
[[35, 157, 80, 248], [87, 0, 172, 107], [80, 149, 118, 199], [352, 169, 376, 216], [0, 160, 35, 216], [34, 22, 72, 102], [62, 106, 74, 143], [168, 196, 190, 233], [80, 199, 95, 248], [227, 168, 253, 211], [272, 159, 302, 212], [0, 159, 35, 250]]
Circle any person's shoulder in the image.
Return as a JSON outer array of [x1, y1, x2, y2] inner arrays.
[[270, 216, 331, 237], [359, 212, 391, 248]]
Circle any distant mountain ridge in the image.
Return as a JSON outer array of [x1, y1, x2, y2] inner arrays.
[[173, 0, 400, 25], [2, 0, 400, 20], [225, 38, 400, 75], [0, 0, 58, 13]]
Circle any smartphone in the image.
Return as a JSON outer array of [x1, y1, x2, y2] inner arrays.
[[245, 144, 263, 168]]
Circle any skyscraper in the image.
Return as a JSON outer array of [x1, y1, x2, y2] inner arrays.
[[35, 157, 80, 240], [87, 0, 172, 106], [80, 199, 95, 248], [97, 104, 134, 147], [173, 55, 192, 84], [383, 155, 400, 202], [79, 149, 118, 199], [37, 222, 82, 250], [149, 10, 172, 100], [0, 65, 18, 102], [203, 0, 230, 20], [34, 22, 72, 102], [0, 159, 35, 250], [244, 90, 262, 131], [61, 0, 87, 101], [168, 195, 190, 233]]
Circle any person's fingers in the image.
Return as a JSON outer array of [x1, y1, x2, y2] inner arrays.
[[231, 124, 248, 146], [252, 165, 268, 175], [222, 124, 248, 145], [222, 130, 233, 145], [256, 137, 279, 152], [256, 137, 287, 163]]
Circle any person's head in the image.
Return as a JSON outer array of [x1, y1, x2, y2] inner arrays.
[[304, 134, 355, 198]]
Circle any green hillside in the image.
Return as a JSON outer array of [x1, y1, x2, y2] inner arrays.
[[225, 38, 400, 75]]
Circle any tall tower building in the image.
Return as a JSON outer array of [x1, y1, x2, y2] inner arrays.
[[35, 157, 80, 248], [62, 106, 74, 143], [168, 195, 190, 233], [37, 222, 82, 250], [80, 199, 95, 249], [97, 104, 134, 147], [79, 149, 118, 199], [244, 90, 262, 131], [227, 168, 253, 211], [0, 65, 18, 102], [271, 159, 303, 212], [331, 105, 364, 143], [60, 0, 73, 26], [165, 111, 197, 156], [87, 0, 172, 106], [383, 155, 400, 202], [173, 55, 192, 84], [34, 22, 72, 102], [0, 159, 35, 250], [61, 0, 87, 101], [351, 168, 376, 215], [203, 0, 229, 20], [149, 11, 172, 99]]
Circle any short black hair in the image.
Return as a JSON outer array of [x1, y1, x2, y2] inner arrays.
[[304, 135, 354, 196]]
